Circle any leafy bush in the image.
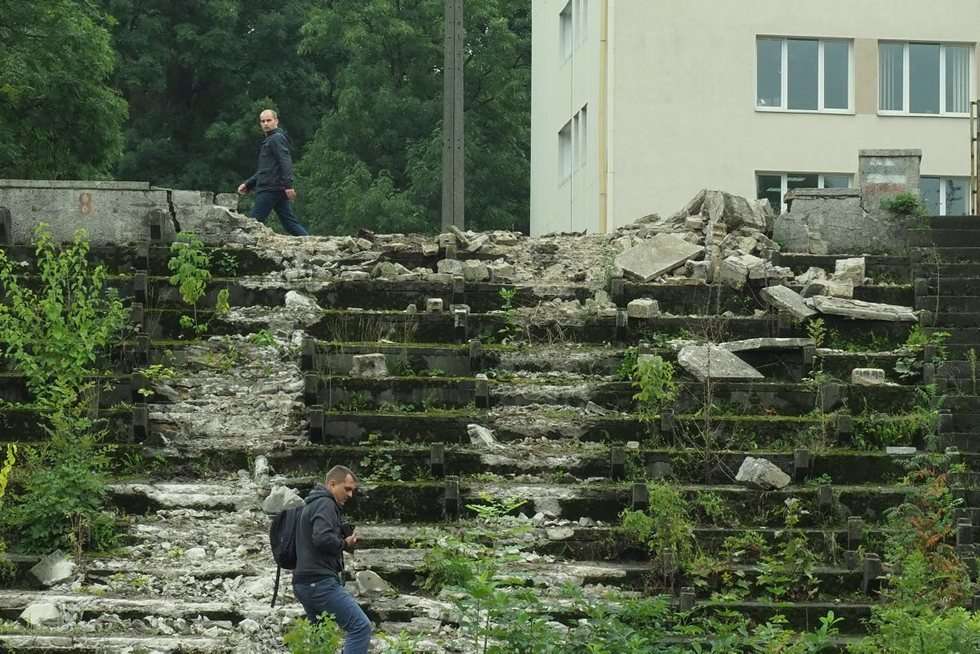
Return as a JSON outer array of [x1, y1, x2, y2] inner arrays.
[[0, 225, 125, 410], [881, 192, 928, 221], [282, 616, 343, 654], [631, 355, 678, 416], [619, 483, 695, 583]]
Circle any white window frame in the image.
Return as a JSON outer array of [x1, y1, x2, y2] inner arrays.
[[573, 105, 588, 169], [574, 0, 589, 47], [559, 1, 573, 63], [757, 171, 854, 213], [878, 41, 974, 117], [756, 37, 854, 114], [558, 120, 573, 184], [921, 175, 970, 215]]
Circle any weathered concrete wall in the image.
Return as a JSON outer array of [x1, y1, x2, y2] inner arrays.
[[773, 149, 920, 255], [0, 180, 239, 246], [774, 189, 907, 255]]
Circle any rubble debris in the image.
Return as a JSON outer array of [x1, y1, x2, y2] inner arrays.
[[30, 550, 75, 587], [808, 296, 916, 322], [721, 337, 814, 353], [351, 353, 388, 378], [760, 285, 818, 321], [677, 345, 765, 382], [467, 424, 504, 450], [626, 298, 660, 319], [614, 233, 704, 282], [735, 457, 791, 490], [833, 257, 866, 286], [852, 368, 888, 386]]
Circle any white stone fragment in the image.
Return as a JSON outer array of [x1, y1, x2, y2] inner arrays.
[[735, 457, 791, 490], [852, 368, 887, 386], [351, 353, 388, 378], [30, 551, 75, 587]]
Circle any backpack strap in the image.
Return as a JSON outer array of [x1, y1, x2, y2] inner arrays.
[[270, 565, 282, 608]]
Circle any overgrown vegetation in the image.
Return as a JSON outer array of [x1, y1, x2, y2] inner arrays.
[[282, 616, 343, 654], [631, 355, 679, 417], [881, 192, 929, 221], [168, 232, 230, 336], [0, 226, 126, 554]]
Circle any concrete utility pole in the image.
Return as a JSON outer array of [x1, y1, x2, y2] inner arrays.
[[441, 0, 465, 230]]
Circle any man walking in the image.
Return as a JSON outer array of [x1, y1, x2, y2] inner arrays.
[[293, 465, 372, 653], [237, 109, 309, 236]]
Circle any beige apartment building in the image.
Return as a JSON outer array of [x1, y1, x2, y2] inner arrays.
[[530, 0, 980, 235]]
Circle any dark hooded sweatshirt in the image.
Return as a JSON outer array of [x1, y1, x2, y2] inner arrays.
[[244, 127, 295, 193], [293, 484, 347, 584]]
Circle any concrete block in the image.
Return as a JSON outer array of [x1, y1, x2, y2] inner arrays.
[[626, 298, 660, 319]]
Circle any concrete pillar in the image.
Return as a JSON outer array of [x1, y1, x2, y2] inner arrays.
[[859, 149, 922, 211]]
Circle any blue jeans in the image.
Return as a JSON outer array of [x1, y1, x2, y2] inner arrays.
[[292, 576, 372, 654], [251, 190, 309, 236]]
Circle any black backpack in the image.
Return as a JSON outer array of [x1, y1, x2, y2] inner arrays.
[[269, 505, 303, 607]]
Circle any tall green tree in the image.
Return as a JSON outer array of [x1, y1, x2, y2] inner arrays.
[[296, 0, 530, 235], [101, 0, 330, 191], [0, 1, 127, 179]]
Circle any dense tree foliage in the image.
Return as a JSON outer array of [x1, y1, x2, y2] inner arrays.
[[2, 1, 530, 234], [0, 1, 127, 179], [295, 0, 530, 234]]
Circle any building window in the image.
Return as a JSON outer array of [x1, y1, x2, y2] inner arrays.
[[879, 42, 972, 115], [575, 0, 589, 46], [757, 37, 851, 112], [559, 120, 572, 182], [560, 1, 573, 62], [573, 105, 588, 168], [921, 176, 969, 216], [757, 172, 854, 213]]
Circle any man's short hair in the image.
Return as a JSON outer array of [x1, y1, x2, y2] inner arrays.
[[326, 465, 357, 484], [260, 108, 278, 118]]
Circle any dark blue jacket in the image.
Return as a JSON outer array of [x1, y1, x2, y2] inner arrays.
[[293, 485, 347, 584], [245, 128, 295, 192]]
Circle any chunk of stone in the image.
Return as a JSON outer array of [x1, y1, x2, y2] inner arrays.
[[436, 258, 464, 276], [626, 298, 660, 319], [253, 455, 270, 487], [426, 273, 453, 284], [421, 243, 439, 257], [685, 217, 705, 231], [467, 424, 503, 450], [796, 266, 827, 286], [702, 190, 767, 230], [735, 456, 791, 490], [351, 353, 388, 377], [19, 602, 63, 628], [687, 260, 710, 281], [546, 527, 575, 541], [614, 233, 704, 282], [186, 547, 207, 560], [426, 298, 444, 313], [833, 257, 866, 286], [30, 550, 75, 587], [463, 260, 490, 282], [760, 285, 818, 321], [262, 485, 305, 515], [284, 291, 321, 311], [488, 261, 516, 281], [802, 279, 854, 298], [355, 570, 391, 597], [808, 296, 916, 322], [886, 446, 917, 455], [371, 261, 411, 279], [852, 368, 887, 386], [239, 618, 261, 634], [677, 345, 765, 382], [340, 271, 370, 281], [718, 254, 764, 289]]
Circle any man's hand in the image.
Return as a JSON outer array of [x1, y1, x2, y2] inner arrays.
[[344, 531, 359, 549], [285, 188, 297, 201], [237, 183, 250, 195]]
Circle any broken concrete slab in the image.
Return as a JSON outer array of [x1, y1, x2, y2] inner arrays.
[[614, 233, 704, 282], [808, 296, 917, 322], [702, 190, 767, 231], [677, 345, 765, 382], [833, 257, 866, 286], [852, 368, 888, 386], [802, 279, 854, 299], [760, 285, 818, 321], [351, 353, 388, 377], [355, 570, 391, 597], [284, 290, 321, 311], [30, 550, 75, 587], [735, 457, 791, 490], [467, 424, 503, 450], [718, 254, 765, 289], [626, 298, 660, 319], [19, 601, 63, 628], [796, 266, 827, 286], [721, 337, 815, 353]]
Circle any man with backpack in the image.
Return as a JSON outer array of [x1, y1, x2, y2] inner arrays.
[[292, 465, 372, 653]]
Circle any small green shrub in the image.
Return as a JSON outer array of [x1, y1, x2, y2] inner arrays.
[[881, 192, 929, 220], [631, 355, 678, 416], [282, 616, 343, 654], [619, 482, 694, 582]]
